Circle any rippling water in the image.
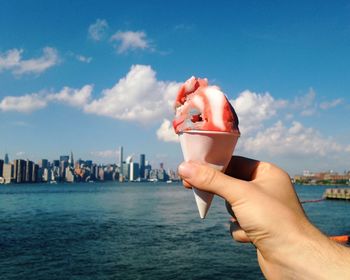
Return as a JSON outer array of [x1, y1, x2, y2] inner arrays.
[[0, 183, 349, 280]]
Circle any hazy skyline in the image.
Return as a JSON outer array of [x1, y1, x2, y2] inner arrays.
[[1, 1, 350, 175]]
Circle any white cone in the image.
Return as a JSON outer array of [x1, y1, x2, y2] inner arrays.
[[179, 130, 239, 219]]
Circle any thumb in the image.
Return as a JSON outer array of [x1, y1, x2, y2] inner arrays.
[[178, 161, 251, 204]]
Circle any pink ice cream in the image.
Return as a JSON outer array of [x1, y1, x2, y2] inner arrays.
[[173, 76, 240, 135]]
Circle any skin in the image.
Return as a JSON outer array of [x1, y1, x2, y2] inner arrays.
[[178, 156, 350, 280]]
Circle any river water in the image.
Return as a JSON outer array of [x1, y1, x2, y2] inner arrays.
[[0, 183, 349, 279]]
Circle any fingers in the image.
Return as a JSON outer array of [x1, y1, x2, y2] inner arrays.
[[225, 156, 260, 181], [230, 220, 250, 243], [178, 161, 251, 204]]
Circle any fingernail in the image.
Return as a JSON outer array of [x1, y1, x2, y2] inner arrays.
[[178, 162, 197, 179]]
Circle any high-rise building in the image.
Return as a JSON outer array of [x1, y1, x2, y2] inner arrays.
[[129, 162, 140, 181], [25, 160, 34, 182], [14, 159, 26, 183], [59, 155, 69, 180], [69, 151, 74, 167], [119, 146, 123, 176], [53, 160, 60, 167], [139, 154, 145, 179], [38, 159, 49, 169], [2, 163, 13, 184], [33, 164, 39, 182], [0, 159, 3, 178], [4, 153, 9, 164]]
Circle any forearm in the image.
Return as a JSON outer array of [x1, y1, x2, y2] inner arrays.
[[283, 224, 350, 280]]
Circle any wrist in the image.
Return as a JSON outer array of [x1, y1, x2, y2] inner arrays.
[[280, 220, 350, 279]]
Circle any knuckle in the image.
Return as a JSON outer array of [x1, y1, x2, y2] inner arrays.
[[198, 166, 217, 188]]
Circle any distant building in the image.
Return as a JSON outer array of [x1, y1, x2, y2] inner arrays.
[[2, 163, 13, 184], [65, 166, 75, 183], [25, 160, 34, 182], [38, 159, 49, 169], [140, 154, 145, 179], [129, 162, 140, 181], [119, 146, 124, 177], [69, 151, 74, 167], [0, 159, 3, 178], [14, 159, 26, 183], [4, 153, 9, 164]]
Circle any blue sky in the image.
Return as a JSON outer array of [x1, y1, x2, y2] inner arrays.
[[0, 0, 349, 175]]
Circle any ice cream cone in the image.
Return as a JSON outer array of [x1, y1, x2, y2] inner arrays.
[[179, 130, 239, 219]]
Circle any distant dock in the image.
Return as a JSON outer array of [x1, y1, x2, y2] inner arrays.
[[323, 188, 350, 200]]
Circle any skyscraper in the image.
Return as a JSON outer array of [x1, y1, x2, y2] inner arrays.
[[129, 162, 140, 181], [140, 154, 145, 179], [25, 160, 34, 182], [119, 146, 123, 176], [4, 153, 9, 164], [69, 151, 74, 167], [0, 159, 3, 177]]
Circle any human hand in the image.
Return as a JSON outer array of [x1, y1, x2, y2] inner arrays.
[[178, 156, 350, 280]]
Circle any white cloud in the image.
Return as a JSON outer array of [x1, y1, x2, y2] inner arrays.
[[156, 119, 179, 143], [0, 85, 92, 113], [0, 93, 47, 113], [76, 54, 92, 63], [241, 121, 344, 157], [292, 88, 317, 116], [230, 90, 287, 134], [320, 98, 343, 110], [48, 85, 93, 107], [84, 65, 180, 122], [88, 19, 109, 41], [110, 31, 150, 53], [0, 47, 59, 75]]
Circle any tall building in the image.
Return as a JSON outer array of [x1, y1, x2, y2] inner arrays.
[[14, 159, 26, 183], [59, 155, 69, 180], [119, 146, 123, 176], [129, 162, 140, 181], [139, 154, 145, 179], [33, 164, 39, 182], [0, 159, 3, 178], [2, 163, 13, 184], [38, 159, 49, 169], [4, 153, 9, 164], [69, 151, 74, 167], [25, 160, 34, 182]]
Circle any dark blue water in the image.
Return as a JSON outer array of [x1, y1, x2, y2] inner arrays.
[[0, 183, 349, 280]]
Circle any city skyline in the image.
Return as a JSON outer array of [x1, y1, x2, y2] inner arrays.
[[1, 1, 350, 175], [0, 148, 178, 184]]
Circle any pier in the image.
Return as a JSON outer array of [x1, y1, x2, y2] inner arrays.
[[323, 188, 350, 200]]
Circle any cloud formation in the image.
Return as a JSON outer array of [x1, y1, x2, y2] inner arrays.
[[231, 90, 287, 134], [0, 47, 59, 75], [240, 121, 344, 156], [110, 31, 151, 53], [320, 98, 343, 110], [84, 65, 180, 122], [0, 93, 47, 113], [88, 19, 109, 41], [75, 54, 92, 63], [156, 119, 179, 142], [0, 85, 92, 113]]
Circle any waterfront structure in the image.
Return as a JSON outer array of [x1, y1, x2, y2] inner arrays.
[[14, 159, 26, 183]]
